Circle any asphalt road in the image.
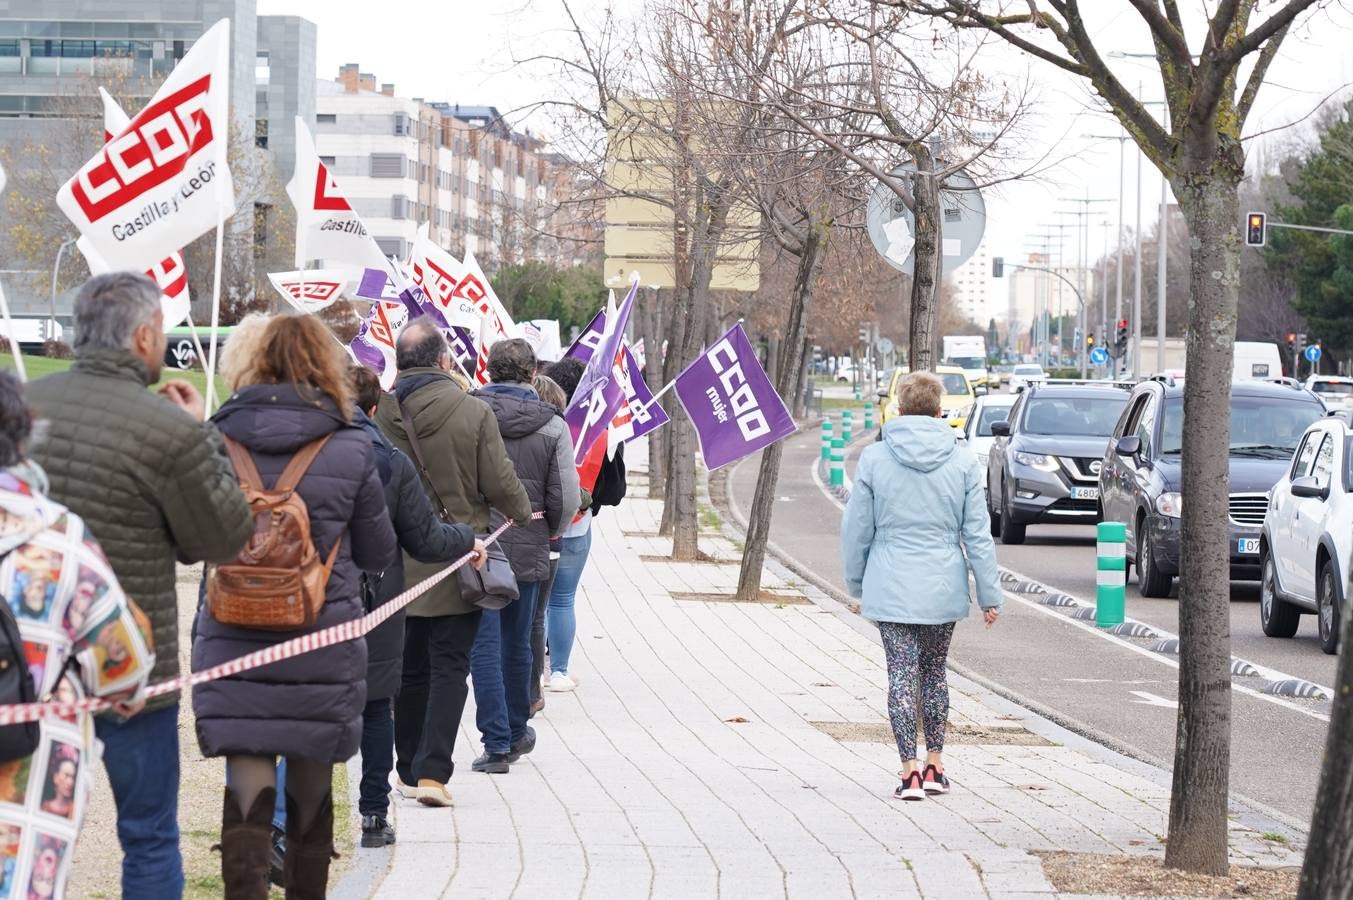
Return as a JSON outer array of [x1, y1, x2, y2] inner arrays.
[[727, 422, 1331, 827]]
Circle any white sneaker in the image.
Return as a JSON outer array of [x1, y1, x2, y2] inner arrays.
[[394, 778, 418, 799], [546, 671, 576, 692]]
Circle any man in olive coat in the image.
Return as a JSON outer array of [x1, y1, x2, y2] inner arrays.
[[375, 318, 530, 806], [26, 272, 252, 899]]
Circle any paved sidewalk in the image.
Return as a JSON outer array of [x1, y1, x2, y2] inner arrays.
[[342, 444, 1302, 899]]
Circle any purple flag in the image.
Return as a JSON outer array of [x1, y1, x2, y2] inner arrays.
[[564, 279, 638, 464], [355, 266, 425, 323], [673, 323, 795, 470], [564, 309, 606, 363], [446, 325, 476, 369], [611, 345, 669, 443]]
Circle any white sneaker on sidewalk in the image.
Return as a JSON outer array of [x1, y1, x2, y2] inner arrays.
[[546, 671, 576, 692]]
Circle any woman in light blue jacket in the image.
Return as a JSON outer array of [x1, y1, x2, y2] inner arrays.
[[841, 372, 1002, 801]]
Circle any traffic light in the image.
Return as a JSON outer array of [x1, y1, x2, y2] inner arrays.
[[1287, 332, 1296, 353], [1116, 319, 1129, 352], [1086, 333, 1095, 347], [858, 325, 870, 344], [1246, 212, 1266, 246], [992, 257, 1004, 278]]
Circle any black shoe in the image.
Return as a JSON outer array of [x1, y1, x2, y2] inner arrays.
[[472, 751, 511, 774], [269, 824, 287, 887], [507, 726, 536, 763], [360, 815, 396, 847]]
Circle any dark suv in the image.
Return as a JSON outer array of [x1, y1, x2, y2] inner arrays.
[[986, 384, 1131, 544], [1098, 378, 1325, 597]]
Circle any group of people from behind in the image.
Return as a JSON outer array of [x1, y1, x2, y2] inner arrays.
[[0, 271, 623, 898]]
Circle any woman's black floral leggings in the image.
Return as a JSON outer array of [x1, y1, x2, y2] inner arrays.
[[878, 621, 956, 761]]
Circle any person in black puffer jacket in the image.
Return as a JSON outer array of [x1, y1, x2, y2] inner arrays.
[[469, 339, 579, 774], [191, 315, 398, 898], [348, 366, 482, 848]]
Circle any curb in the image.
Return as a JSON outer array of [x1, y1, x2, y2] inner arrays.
[[718, 451, 1312, 843]]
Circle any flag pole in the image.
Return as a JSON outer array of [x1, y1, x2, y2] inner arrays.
[[0, 282, 27, 383], [202, 210, 226, 419], [183, 314, 211, 382]]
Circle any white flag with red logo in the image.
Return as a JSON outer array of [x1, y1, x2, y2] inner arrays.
[[57, 18, 234, 273], [472, 310, 497, 386], [406, 225, 514, 338], [267, 269, 350, 313], [287, 117, 389, 273], [350, 300, 409, 390], [91, 88, 192, 329]]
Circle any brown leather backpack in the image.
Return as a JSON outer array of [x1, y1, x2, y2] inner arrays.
[[206, 435, 342, 631]]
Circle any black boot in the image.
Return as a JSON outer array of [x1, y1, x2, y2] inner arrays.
[[284, 790, 336, 900], [219, 786, 275, 900]]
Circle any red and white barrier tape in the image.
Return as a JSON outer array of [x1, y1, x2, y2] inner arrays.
[[0, 514, 537, 726]]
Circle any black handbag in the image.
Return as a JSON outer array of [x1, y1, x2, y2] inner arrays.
[[0, 600, 40, 762], [397, 398, 518, 611], [456, 537, 519, 611]]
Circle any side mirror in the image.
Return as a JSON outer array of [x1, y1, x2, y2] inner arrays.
[[974, 386, 989, 396], [1291, 475, 1330, 500], [990, 420, 1011, 437], [1115, 435, 1142, 457], [875, 389, 889, 400]]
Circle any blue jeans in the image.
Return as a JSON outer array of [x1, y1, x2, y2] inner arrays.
[[95, 703, 185, 900], [546, 530, 592, 674], [359, 698, 394, 817], [273, 759, 287, 830], [471, 581, 541, 753]]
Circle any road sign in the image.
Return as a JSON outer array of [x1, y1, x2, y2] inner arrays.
[[1089, 346, 1109, 366], [866, 164, 986, 276], [1305, 344, 1322, 363], [876, 336, 894, 355]]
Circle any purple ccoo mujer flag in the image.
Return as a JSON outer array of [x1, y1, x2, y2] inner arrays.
[[564, 277, 638, 464]]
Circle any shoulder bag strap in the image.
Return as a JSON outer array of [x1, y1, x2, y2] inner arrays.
[[397, 398, 452, 522], [222, 436, 264, 492]]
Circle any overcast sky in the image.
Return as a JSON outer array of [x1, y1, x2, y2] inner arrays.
[[259, 0, 1353, 320]]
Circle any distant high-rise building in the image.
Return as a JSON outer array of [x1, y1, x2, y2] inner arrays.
[[949, 245, 992, 326]]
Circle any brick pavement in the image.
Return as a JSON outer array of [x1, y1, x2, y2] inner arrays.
[[336, 441, 1303, 899]]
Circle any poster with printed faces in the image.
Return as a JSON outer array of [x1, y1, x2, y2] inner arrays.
[[23, 829, 69, 900], [75, 606, 152, 698], [0, 820, 24, 899], [5, 542, 62, 625]]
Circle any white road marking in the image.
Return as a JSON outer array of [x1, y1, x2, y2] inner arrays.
[[1128, 690, 1178, 709]]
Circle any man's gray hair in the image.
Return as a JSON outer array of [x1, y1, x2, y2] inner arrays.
[[487, 338, 536, 385], [72, 272, 161, 354], [395, 317, 448, 370]]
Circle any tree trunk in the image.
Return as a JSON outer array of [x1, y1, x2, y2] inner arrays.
[[1166, 166, 1242, 876], [766, 332, 781, 389], [735, 224, 826, 601], [643, 288, 667, 501], [659, 267, 689, 533], [795, 337, 811, 419], [1298, 589, 1353, 898], [907, 149, 942, 373]]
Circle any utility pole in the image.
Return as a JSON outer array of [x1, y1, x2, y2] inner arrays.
[[1058, 194, 1113, 378]]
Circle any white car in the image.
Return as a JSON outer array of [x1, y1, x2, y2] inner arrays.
[[1305, 375, 1353, 413], [962, 393, 1018, 472], [1260, 411, 1353, 654], [1009, 364, 1047, 393]]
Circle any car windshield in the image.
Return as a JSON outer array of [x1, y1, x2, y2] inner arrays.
[[1014, 366, 1043, 376], [1311, 381, 1353, 395], [940, 373, 969, 395], [974, 403, 1014, 436], [949, 356, 985, 370], [1022, 396, 1125, 436], [1159, 396, 1324, 457]]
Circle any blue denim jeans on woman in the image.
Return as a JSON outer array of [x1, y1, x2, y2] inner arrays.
[[545, 529, 592, 675], [95, 703, 185, 900], [471, 581, 541, 753]]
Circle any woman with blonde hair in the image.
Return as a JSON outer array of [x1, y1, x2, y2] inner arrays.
[[841, 371, 1001, 801], [192, 314, 396, 897]]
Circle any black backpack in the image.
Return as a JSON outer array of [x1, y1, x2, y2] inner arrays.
[[0, 601, 39, 762]]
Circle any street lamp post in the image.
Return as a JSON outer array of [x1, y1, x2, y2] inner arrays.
[[50, 238, 77, 342]]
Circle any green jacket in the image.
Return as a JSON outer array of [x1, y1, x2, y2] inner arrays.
[[26, 350, 252, 710], [375, 367, 531, 616]]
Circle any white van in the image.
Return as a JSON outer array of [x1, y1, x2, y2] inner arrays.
[[1233, 342, 1283, 381]]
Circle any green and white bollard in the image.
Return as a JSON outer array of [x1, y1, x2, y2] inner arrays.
[[864, 401, 874, 430], [854, 385, 861, 401], [1096, 522, 1127, 627], [842, 409, 853, 443], [830, 438, 845, 487], [821, 418, 833, 461]]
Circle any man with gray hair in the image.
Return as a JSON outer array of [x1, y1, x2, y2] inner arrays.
[[26, 272, 252, 899], [468, 338, 579, 774], [374, 317, 530, 806]]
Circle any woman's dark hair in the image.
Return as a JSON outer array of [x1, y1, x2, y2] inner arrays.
[[0, 371, 32, 469], [545, 357, 585, 402], [350, 365, 383, 413]]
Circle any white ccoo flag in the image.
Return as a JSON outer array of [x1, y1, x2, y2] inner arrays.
[[287, 117, 389, 273]]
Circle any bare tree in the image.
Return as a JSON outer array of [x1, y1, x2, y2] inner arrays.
[[912, 0, 1328, 874]]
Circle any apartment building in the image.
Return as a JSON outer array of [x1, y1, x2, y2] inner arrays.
[[948, 244, 992, 327], [315, 65, 589, 270]]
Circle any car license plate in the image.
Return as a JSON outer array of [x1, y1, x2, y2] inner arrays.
[[1237, 538, 1260, 555], [1071, 487, 1099, 500]]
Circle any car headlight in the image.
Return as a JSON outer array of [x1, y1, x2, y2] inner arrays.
[[1156, 492, 1183, 518], [1014, 451, 1059, 472]]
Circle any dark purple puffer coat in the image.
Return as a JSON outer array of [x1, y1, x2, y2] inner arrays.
[[191, 383, 397, 763]]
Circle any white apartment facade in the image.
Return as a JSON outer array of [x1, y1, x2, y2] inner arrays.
[[948, 244, 992, 326]]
